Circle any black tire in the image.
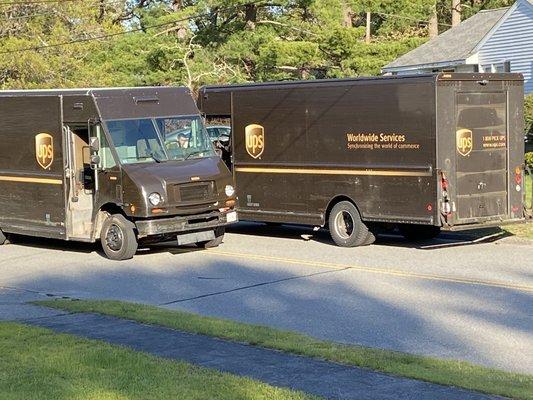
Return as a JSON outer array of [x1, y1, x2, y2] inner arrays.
[[362, 230, 376, 246], [198, 227, 225, 248], [328, 201, 369, 247], [399, 224, 441, 241], [100, 214, 138, 260], [0, 229, 6, 245]]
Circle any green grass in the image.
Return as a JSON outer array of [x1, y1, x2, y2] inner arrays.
[[0, 321, 317, 400], [37, 299, 533, 400], [524, 173, 533, 209]]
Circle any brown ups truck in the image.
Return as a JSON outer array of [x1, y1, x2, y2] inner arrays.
[[0, 87, 237, 260], [198, 73, 525, 246]]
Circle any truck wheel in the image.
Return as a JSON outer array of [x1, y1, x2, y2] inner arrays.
[[362, 230, 376, 246], [328, 201, 369, 247], [0, 229, 6, 245], [198, 227, 225, 248], [100, 214, 138, 260], [399, 224, 441, 241]]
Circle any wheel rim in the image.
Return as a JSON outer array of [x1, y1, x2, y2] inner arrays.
[[105, 224, 123, 252], [334, 211, 354, 239]]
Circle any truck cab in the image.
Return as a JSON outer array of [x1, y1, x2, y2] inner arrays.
[[0, 87, 237, 260]]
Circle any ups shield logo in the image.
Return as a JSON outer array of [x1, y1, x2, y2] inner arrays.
[[456, 128, 473, 157], [245, 124, 264, 159], [35, 133, 54, 169]]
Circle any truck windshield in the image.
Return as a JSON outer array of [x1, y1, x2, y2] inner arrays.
[[105, 116, 215, 165]]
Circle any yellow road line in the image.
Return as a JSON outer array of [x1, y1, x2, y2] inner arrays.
[[234, 167, 432, 177], [207, 250, 533, 293], [0, 176, 62, 185]]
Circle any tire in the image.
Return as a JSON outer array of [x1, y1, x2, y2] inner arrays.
[[399, 224, 441, 241], [328, 201, 369, 247], [100, 214, 138, 260], [198, 227, 225, 248], [0, 229, 6, 245], [362, 230, 376, 246]]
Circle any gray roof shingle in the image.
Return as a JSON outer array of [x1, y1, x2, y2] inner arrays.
[[383, 7, 510, 70]]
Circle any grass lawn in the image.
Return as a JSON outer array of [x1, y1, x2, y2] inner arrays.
[[38, 299, 533, 400], [521, 173, 533, 212], [0, 322, 317, 400]]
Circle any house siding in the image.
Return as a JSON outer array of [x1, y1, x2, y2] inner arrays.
[[478, 0, 533, 94]]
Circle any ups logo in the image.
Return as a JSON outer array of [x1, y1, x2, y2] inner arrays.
[[245, 124, 265, 159], [35, 133, 54, 169], [456, 128, 473, 157]]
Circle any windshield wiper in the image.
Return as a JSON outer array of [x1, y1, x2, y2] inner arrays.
[[144, 151, 163, 163], [185, 150, 204, 160]]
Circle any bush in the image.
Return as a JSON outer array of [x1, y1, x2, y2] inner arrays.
[[525, 94, 533, 135], [526, 152, 533, 171]]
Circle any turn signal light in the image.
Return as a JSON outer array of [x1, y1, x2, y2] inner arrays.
[[151, 208, 164, 214], [225, 199, 236, 208]]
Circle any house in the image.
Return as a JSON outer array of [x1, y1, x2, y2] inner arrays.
[[382, 0, 533, 94]]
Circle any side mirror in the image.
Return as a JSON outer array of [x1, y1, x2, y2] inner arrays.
[[90, 137, 100, 152], [90, 154, 101, 170]]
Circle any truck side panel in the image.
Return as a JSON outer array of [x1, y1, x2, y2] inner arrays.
[[231, 79, 439, 225], [0, 96, 66, 238]]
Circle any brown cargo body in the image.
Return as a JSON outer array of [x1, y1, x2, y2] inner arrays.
[[198, 73, 525, 245], [0, 87, 237, 259]]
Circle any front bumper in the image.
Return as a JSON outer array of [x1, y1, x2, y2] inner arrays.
[[135, 210, 237, 238]]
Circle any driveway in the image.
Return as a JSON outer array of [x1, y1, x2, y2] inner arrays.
[[1, 223, 531, 374]]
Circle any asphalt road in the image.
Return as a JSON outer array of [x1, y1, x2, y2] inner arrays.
[[0, 223, 531, 374]]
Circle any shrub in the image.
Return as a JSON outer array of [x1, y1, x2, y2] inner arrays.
[[526, 152, 533, 171], [525, 94, 533, 135]]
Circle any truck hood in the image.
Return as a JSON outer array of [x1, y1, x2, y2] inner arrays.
[[121, 156, 228, 187]]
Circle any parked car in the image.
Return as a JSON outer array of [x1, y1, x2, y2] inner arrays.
[[207, 125, 231, 143]]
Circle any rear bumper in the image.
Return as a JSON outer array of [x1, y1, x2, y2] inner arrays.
[[442, 217, 526, 231], [134, 210, 237, 238]]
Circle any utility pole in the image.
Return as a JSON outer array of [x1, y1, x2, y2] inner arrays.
[[365, 11, 371, 43], [452, 0, 461, 27]]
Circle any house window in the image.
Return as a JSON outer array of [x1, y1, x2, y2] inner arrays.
[[494, 63, 505, 73]]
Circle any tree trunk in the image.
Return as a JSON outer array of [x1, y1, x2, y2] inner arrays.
[[97, 0, 105, 23], [452, 0, 461, 27], [428, 2, 438, 38], [245, 4, 257, 30], [172, 0, 182, 12], [365, 12, 371, 43], [342, 2, 353, 28]]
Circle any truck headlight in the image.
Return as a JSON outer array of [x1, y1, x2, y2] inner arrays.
[[148, 192, 162, 206], [225, 185, 235, 197]]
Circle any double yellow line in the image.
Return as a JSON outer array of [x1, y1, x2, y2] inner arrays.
[[208, 250, 533, 293]]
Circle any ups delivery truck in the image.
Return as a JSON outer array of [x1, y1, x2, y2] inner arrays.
[[198, 73, 526, 246], [0, 87, 237, 260]]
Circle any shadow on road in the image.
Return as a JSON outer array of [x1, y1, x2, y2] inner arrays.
[[3, 234, 203, 259], [2, 246, 531, 374], [227, 222, 512, 250]]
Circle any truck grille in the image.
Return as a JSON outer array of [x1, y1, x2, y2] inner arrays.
[[175, 181, 216, 203]]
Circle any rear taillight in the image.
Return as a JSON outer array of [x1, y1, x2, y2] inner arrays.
[[515, 166, 522, 185], [441, 177, 448, 191], [440, 172, 452, 216]]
